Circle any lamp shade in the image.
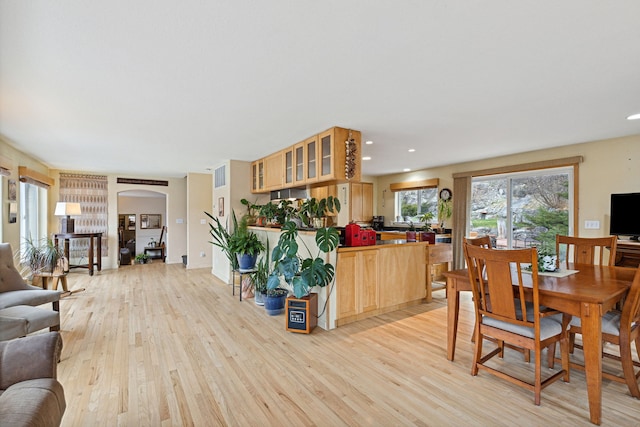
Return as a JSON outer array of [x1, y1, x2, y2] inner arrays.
[[54, 202, 82, 216]]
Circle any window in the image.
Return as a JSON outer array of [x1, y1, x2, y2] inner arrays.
[[470, 167, 572, 251], [395, 188, 438, 224], [20, 181, 48, 245]]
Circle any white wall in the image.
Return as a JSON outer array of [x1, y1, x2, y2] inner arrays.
[[187, 172, 213, 269]]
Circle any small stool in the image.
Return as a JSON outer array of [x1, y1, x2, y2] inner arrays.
[[0, 305, 60, 341], [33, 272, 68, 292]]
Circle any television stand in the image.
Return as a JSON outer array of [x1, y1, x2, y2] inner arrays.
[[616, 240, 640, 267]]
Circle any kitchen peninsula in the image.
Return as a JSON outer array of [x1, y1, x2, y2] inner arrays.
[[250, 226, 452, 330]]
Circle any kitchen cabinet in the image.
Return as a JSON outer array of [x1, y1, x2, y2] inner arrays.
[[284, 147, 293, 187], [293, 142, 306, 186], [336, 242, 427, 326], [250, 126, 362, 192], [350, 182, 373, 223], [251, 159, 264, 193], [264, 152, 284, 190], [317, 127, 362, 182], [305, 135, 319, 183], [336, 250, 379, 321]]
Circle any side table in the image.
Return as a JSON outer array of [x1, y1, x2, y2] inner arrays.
[[232, 269, 256, 301]]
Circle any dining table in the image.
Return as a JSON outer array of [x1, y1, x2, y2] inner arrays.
[[443, 263, 636, 425]]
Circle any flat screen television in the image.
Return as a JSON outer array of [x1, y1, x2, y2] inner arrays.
[[609, 193, 640, 239]]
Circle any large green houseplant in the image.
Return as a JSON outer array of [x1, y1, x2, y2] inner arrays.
[[205, 210, 239, 270], [267, 220, 341, 298]]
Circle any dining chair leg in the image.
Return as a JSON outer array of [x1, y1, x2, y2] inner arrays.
[[534, 347, 542, 406], [471, 327, 482, 376], [547, 343, 556, 368], [620, 333, 640, 398]]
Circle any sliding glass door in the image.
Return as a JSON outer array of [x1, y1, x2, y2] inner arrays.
[[470, 167, 572, 251]]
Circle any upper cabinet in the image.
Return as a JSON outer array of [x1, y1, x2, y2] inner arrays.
[[251, 159, 264, 193], [284, 147, 294, 187], [293, 142, 306, 186], [250, 126, 361, 194], [264, 151, 284, 191]]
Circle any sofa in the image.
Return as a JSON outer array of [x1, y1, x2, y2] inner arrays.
[[0, 332, 66, 427], [0, 243, 61, 341]]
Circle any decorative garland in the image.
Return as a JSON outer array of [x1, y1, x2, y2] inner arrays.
[[345, 130, 357, 180]]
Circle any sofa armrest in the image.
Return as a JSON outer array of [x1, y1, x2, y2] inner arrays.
[[0, 331, 62, 390]]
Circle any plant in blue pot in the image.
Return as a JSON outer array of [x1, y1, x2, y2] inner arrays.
[[228, 216, 265, 272]]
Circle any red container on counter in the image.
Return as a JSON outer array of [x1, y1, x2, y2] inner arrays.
[[344, 223, 361, 247]]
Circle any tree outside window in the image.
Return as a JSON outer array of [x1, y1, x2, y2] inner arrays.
[[396, 188, 438, 224]]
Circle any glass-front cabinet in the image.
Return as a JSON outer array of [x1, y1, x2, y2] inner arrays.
[[284, 147, 293, 187], [318, 128, 334, 180], [293, 142, 306, 186], [305, 135, 318, 183], [251, 159, 264, 193]]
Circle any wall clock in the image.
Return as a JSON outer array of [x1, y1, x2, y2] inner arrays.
[[439, 188, 452, 201]]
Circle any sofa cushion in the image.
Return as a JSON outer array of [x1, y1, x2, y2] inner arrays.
[[0, 378, 66, 427], [0, 289, 60, 310], [0, 306, 59, 340], [0, 314, 28, 341]]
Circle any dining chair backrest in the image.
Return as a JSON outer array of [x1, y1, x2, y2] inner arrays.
[[464, 243, 539, 328], [464, 235, 493, 248], [555, 235, 617, 269]]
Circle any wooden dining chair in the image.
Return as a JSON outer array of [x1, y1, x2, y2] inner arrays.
[[555, 235, 617, 269], [555, 235, 618, 353], [463, 243, 569, 405], [556, 266, 640, 398]]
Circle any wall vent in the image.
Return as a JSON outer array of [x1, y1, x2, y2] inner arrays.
[[214, 165, 226, 188]]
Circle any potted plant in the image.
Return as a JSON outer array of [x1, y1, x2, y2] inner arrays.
[[205, 210, 240, 271], [263, 287, 288, 315], [406, 222, 417, 242], [267, 220, 341, 299], [22, 237, 65, 275], [258, 202, 278, 227], [240, 198, 261, 226], [274, 199, 296, 226], [298, 196, 341, 229], [419, 212, 436, 243], [135, 253, 149, 264], [437, 197, 453, 232], [250, 240, 270, 305], [227, 216, 265, 271]]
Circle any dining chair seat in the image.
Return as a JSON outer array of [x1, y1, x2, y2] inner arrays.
[[483, 315, 563, 340], [568, 310, 625, 336]]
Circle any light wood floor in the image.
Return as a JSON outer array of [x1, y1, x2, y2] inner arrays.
[[53, 262, 640, 426]]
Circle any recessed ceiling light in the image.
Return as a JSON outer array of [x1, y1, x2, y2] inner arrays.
[[362, 156, 371, 161], [627, 113, 640, 120], [365, 140, 373, 145], [403, 168, 411, 172], [408, 148, 415, 152]]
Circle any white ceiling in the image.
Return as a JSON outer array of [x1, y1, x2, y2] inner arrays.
[[1, 1, 640, 179]]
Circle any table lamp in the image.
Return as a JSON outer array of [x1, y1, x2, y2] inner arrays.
[[55, 202, 82, 233]]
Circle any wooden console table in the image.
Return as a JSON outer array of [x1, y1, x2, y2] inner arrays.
[[54, 232, 102, 276], [144, 244, 166, 262]]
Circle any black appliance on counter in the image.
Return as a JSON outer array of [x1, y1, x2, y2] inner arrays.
[[372, 216, 385, 231]]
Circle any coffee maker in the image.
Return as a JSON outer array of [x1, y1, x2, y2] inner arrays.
[[372, 216, 385, 231]]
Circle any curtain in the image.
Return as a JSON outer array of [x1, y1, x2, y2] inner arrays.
[[59, 173, 108, 259], [452, 176, 470, 269]]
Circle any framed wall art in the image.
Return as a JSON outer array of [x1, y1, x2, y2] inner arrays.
[[140, 214, 161, 229]]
